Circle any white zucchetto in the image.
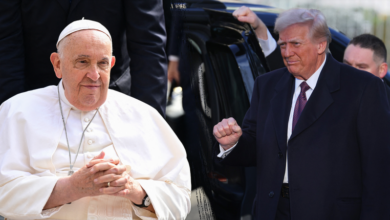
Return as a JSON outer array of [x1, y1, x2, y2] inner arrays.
[[56, 18, 112, 48]]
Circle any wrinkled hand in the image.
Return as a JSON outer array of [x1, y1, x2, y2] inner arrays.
[[68, 151, 123, 198], [100, 172, 146, 205], [232, 6, 268, 40], [213, 117, 242, 150], [168, 60, 180, 84]]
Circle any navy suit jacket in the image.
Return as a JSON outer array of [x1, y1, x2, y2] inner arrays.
[[219, 55, 390, 220], [0, 0, 167, 116]]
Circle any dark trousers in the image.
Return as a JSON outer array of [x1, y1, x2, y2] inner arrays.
[[275, 188, 291, 220]]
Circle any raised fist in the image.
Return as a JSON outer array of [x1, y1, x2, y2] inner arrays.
[[213, 117, 242, 150]]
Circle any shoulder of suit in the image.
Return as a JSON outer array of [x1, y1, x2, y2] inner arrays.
[[339, 62, 379, 84], [254, 67, 289, 83]]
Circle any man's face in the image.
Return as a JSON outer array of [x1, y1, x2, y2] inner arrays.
[[51, 30, 115, 111], [278, 23, 326, 80], [343, 44, 383, 78]]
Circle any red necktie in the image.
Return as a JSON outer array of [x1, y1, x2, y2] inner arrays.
[[292, 81, 311, 131]]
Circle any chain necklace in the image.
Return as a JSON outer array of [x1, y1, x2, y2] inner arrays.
[[57, 84, 99, 176]]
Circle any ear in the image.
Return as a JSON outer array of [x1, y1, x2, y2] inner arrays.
[[317, 40, 327, 55], [111, 56, 116, 68], [50, 53, 62, 79], [378, 62, 388, 79]]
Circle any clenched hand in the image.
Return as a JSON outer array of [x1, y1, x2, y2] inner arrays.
[[213, 117, 242, 150]]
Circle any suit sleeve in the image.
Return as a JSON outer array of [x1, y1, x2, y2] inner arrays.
[[0, 0, 25, 104], [357, 77, 390, 219], [123, 0, 168, 117], [168, 8, 184, 58], [217, 77, 262, 167]]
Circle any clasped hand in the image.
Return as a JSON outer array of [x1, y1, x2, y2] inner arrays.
[[69, 151, 145, 204]]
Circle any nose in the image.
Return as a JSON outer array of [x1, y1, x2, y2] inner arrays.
[[283, 44, 294, 58], [86, 64, 100, 81]]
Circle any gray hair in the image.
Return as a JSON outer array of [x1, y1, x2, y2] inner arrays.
[[274, 8, 332, 53], [57, 37, 68, 59]]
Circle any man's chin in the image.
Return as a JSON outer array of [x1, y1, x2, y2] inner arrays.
[[76, 95, 106, 111]]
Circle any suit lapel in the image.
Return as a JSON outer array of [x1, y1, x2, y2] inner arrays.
[[56, 0, 70, 12], [289, 55, 340, 141], [271, 70, 295, 153], [69, 0, 83, 15]]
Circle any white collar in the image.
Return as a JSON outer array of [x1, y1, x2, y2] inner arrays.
[[58, 80, 81, 111], [294, 55, 327, 91]]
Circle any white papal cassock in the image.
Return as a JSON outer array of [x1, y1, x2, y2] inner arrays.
[[0, 82, 191, 220]]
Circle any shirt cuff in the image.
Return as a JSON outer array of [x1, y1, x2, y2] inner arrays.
[[258, 29, 277, 57], [41, 206, 63, 218], [168, 55, 180, 62], [133, 205, 157, 219], [217, 142, 238, 158]]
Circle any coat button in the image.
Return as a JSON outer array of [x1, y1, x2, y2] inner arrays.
[[269, 191, 274, 198], [278, 152, 283, 158]]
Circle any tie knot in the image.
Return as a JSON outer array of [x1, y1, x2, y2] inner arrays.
[[300, 81, 310, 93]]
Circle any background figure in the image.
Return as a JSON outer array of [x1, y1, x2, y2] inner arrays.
[[343, 34, 390, 102], [0, 0, 167, 116]]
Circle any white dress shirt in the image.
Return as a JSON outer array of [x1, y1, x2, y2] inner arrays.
[[218, 50, 327, 183], [284, 56, 326, 183]]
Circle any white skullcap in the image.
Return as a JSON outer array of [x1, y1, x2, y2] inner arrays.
[[56, 18, 112, 48]]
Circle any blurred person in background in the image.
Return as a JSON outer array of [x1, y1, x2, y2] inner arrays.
[[343, 34, 390, 102], [0, 0, 167, 116], [343, 34, 388, 79]]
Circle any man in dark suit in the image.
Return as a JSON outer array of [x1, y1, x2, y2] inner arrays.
[[343, 34, 390, 103], [213, 8, 390, 220], [0, 0, 167, 116]]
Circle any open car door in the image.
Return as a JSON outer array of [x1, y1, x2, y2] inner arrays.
[[182, 5, 270, 219]]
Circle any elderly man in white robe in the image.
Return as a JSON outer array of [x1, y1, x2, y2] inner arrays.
[[0, 19, 191, 220]]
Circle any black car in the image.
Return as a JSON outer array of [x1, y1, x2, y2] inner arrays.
[[166, 1, 388, 219]]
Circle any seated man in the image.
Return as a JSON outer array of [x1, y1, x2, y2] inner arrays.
[[0, 19, 190, 220]]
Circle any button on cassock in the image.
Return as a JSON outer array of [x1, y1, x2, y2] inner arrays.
[[84, 118, 90, 122], [88, 140, 93, 145]]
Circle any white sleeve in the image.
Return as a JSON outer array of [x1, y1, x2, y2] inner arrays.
[[0, 103, 64, 219], [0, 175, 63, 219], [168, 55, 180, 62], [217, 142, 238, 158], [134, 162, 191, 220], [258, 29, 277, 57]]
